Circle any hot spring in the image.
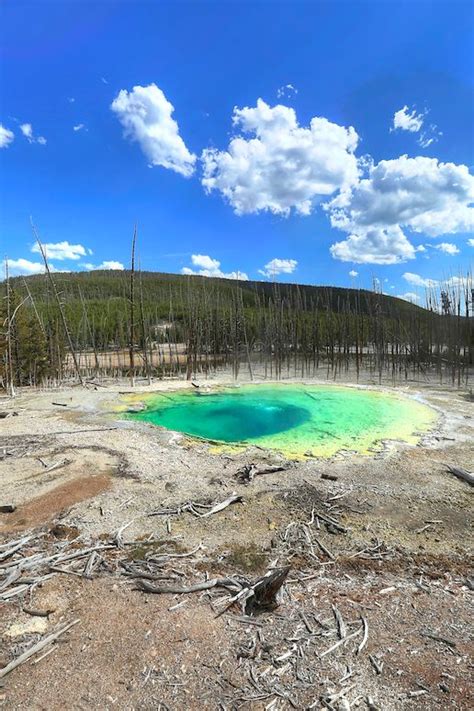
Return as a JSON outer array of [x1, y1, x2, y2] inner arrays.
[[126, 384, 436, 458]]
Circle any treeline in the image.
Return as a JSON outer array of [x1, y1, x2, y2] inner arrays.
[[1, 267, 473, 391]]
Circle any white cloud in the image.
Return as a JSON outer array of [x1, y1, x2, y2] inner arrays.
[[0, 124, 14, 148], [277, 83, 298, 99], [20, 122, 47, 145], [181, 254, 248, 280], [397, 292, 420, 303], [402, 272, 439, 288], [31, 241, 90, 261], [111, 83, 196, 177], [432, 242, 460, 255], [73, 123, 86, 132], [468, 238, 474, 247], [391, 106, 440, 148], [6, 258, 47, 276], [444, 275, 470, 288], [82, 260, 124, 271], [101, 77, 108, 85], [68, 97, 75, 103], [327, 155, 474, 264], [392, 105, 425, 133], [258, 258, 298, 279], [402, 272, 471, 292], [20, 123, 33, 140], [418, 124, 442, 149], [202, 98, 359, 216], [349, 270, 358, 277], [330, 225, 416, 265]]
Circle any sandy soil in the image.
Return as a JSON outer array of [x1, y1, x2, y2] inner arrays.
[[0, 376, 472, 710]]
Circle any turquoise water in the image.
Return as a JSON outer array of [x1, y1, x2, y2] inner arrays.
[[126, 384, 436, 458]]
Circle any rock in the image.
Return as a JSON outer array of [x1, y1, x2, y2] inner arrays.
[[5, 617, 48, 638]]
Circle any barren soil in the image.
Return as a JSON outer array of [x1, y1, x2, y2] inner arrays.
[[0, 376, 472, 710]]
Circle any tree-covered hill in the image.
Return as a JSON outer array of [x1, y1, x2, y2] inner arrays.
[[11, 268, 428, 321], [2, 268, 471, 389]]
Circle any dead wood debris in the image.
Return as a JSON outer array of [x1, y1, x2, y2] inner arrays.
[[0, 476, 471, 707], [148, 492, 243, 518], [445, 464, 474, 487], [235, 463, 287, 484], [0, 619, 80, 679]]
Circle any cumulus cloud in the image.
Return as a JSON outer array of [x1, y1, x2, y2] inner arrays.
[[20, 123, 47, 145], [82, 260, 124, 271], [468, 238, 474, 247], [258, 258, 298, 279], [31, 241, 91, 261], [201, 98, 359, 216], [327, 155, 474, 264], [392, 105, 426, 133], [181, 254, 248, 280], [330, 226, 416, 265], [432, 242, 460, 255], [6, 258, 47, 276], [397, 292, 420, 303], [0, 124, 14, 148], [111, 83, 196, 177], [73, 123, 86, 132], [402, 272, 439, 288], [349, 270, 358, 277], [20, 123, 33, 140], [402, 272, 471, 291], [391, 105, 440, 148]]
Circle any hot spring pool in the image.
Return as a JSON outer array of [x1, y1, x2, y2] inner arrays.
[[126, 384, 436, 458]]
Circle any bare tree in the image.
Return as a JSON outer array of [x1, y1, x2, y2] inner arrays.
[[31, 219, 84, 386]]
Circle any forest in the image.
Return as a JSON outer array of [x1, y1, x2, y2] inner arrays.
[[1, 261, 473, 391]]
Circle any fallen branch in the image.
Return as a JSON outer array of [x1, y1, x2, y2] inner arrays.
[[148, 494, 243, 519], [332, 604, 347, 639], [357, 616, 369, 655], [136, 576, 241, 595], [315, 511, 348, 534], [235, 464, 286, 484], [319, 627, 362, 658], [199, 493, 243, 518], [445, 465, 474, 487], [0, 619, 80, 679]]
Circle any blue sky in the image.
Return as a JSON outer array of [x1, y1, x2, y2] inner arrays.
[[0, 0, 473, 301]]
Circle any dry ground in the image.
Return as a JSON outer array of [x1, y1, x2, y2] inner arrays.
[[0, 377, 472, 710]]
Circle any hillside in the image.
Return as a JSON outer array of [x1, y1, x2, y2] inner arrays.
[[3, 268, 470, 388], [12, 269, 428, 321]]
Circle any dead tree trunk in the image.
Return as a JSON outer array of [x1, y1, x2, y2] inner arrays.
[[31, 221, 84, 386], [4, 259, 15, 397], [129, 225, 137, 387]]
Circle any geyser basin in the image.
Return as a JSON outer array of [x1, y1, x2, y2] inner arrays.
[[127, 384, 436, 458]]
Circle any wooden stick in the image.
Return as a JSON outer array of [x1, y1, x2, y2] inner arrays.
[[0, 619, 80, 679], [199, 493, 243, 518], [136, 577, 240, 595], [357, 616, 369, 654], [319, 627, 361, 658], [445, 465, 474, 487]]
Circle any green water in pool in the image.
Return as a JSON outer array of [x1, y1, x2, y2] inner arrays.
[[127, 384, 435, 458]]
